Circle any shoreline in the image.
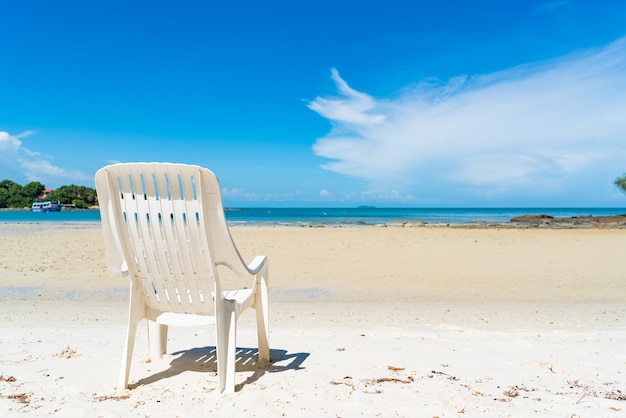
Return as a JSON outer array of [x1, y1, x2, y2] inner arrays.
[[1, 207, 626, 229], [1, 213, 626, 229]]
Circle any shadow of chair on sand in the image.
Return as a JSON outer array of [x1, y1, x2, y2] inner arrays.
[[130, 346, 310, 392]]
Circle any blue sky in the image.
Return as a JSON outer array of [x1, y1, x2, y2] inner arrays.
[[1, 0, 626, 207]]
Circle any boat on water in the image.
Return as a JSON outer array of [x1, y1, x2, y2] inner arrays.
[[31, 200, 62, 212]]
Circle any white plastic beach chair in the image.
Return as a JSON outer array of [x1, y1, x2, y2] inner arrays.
[[95, 163, 270, 393]]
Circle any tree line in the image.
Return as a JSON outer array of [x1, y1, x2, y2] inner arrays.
[[0, 180, 97, 209]]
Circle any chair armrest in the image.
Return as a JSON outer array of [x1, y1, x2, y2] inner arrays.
[[246, 255, 267, 274]]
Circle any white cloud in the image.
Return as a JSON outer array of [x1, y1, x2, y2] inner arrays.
[[359, 189, 416, 202], [308, 68, 385, 126], [319, 188, 331, 197], [221, 187, 257, 199], [0, 130, 90, 186], [0, 131, 22, 153], [308, 37, 626, 202]]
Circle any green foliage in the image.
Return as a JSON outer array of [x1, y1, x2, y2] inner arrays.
[[48, 184, 97, 206], [72, 198, 89, 209], [0, 187, 8, 208], [616, 174, 626, 194], [0, 179, 44, 208], [23, 181, 45, 198], [0, 179, 97, 208]]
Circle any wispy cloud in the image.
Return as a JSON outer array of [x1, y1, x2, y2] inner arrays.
[[220, 187, 260, 200], [308, 38, 626, 202], [220, 187, 299, 203], [307, 68, 385, 125], [0, 131, 23, 153], [0, 130, 91, 186]]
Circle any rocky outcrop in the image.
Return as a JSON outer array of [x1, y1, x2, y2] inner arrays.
[[510, 214, 626, 228]]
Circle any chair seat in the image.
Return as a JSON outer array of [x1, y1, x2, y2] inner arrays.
[[155, 312, 216, 327], [154, 288, 254, 327], [223, 288, 254, 304]]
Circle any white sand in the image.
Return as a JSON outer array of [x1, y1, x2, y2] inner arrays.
[[1, 224, 625, 417]]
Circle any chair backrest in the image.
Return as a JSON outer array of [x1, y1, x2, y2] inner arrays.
[[95, 163, 244, 316]]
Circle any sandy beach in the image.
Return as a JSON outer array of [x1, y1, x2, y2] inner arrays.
[[1, 223, 625, 417]]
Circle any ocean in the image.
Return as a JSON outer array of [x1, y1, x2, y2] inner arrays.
[[0, 207, 624, 226]]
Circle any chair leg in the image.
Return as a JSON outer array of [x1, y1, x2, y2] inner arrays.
[[119, 283, 145, 389], [216, 303, 237, 393], [255, 269, 270, 366], [119, 318, 138, 389], [148, 321, 168, 361]]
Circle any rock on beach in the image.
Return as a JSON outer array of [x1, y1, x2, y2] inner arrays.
[[510, 213, 626, 228]]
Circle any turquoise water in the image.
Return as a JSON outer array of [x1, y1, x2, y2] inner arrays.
[[0, 207, 624, 226]]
